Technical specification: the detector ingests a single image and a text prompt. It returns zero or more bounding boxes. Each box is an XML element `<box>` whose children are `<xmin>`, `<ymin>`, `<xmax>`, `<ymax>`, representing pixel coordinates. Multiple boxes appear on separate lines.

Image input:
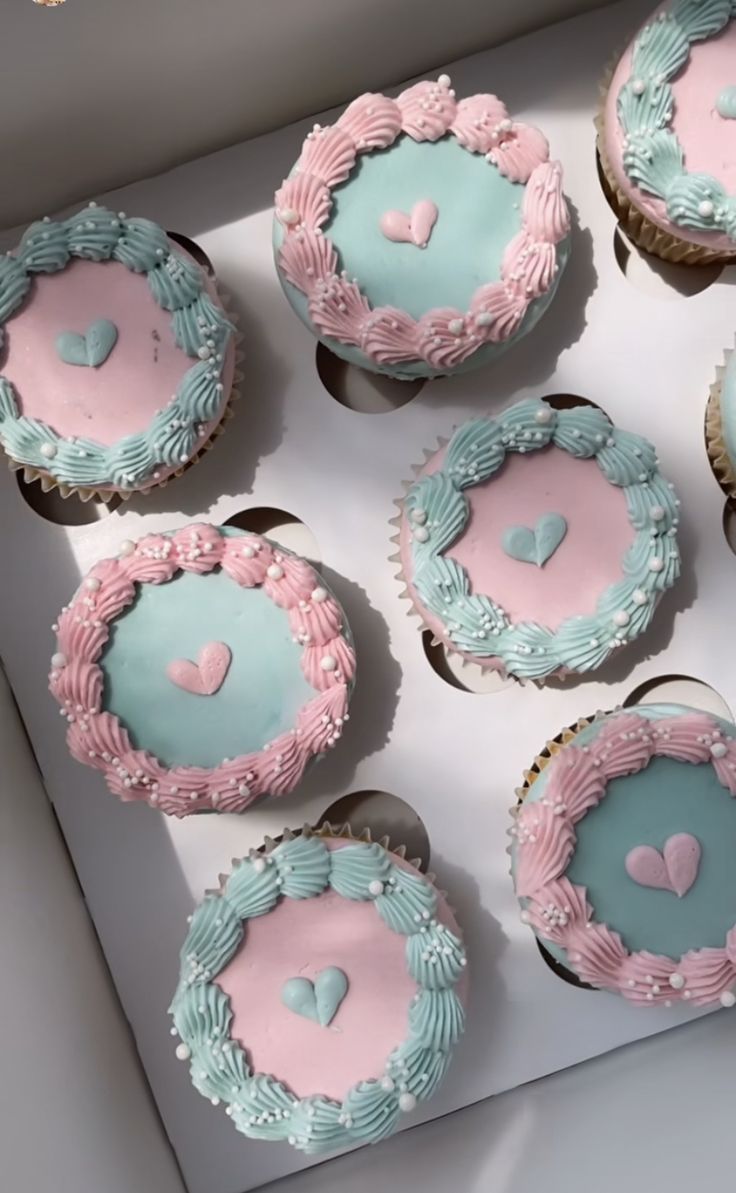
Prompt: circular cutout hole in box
<box><xmin>612</xmin><ymin>226</ymin><xmax>722</xmax><ymax>300</ymax></box>
<box><xmin>224</xmin><ymin>507</ymin><xmax>321</xmax><ymax>566</ymax></box>
<box><xmin>15</xmin><ymin>470</ymin><xmax>122</xmax><ymax>525</ymax></box>
<box><xmin>422</xmin><ymin>631</ymin><xmax>514</xmax><ymax>695</ymax></box>
<box><xmin>319</xmin><ymin>789</ymin><xmax>430</xmax><ymax>872</ymax></box>
<box><xmin>624</xmin><ymin>674</ymin><xmax>733</xmax><ymax>722</ymax></box>
<box><xmin>316</xmin><ymin>342</ymin><xmax>424</xmax><ymax>414</ymax></box>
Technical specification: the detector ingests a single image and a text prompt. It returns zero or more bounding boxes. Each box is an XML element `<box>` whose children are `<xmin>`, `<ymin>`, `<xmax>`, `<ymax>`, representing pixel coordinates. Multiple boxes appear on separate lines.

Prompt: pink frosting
<box><xmin>275</xmin><ymin>76</ymin><xmax>568</xmax><ymax>370</ymax></box>
<box><xmin>49</xmin><ymin>526</ymin><xmax>356</xmax><ymax>817</ymax></box>
<box><xmin>604</xmin><ymin>6</ymin><xmax>736</xmax><ymax>251</ymax></box>
<box><xmin>216</xmin><ymin>841</ymin><xmax>465</xmax><ymax>1101</ymax></box>
<box><xmin>515</xmin><ymin>711</ymin><xmax>736</xmax><ymax>1006</ymax></box>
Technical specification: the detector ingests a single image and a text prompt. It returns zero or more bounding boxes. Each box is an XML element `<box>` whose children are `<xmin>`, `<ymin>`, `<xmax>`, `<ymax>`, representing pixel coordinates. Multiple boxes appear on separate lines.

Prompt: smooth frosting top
<box><xmin>0</xmin><ymin>204</ymin><xmax>235</xmax><ymax>489</ymax></box>
<box><xmin>512</xmin><ymin>704</ymin><xmax>736</xmax><ymax>1008</ymax></box>
<box><xmin>170</xmin><ymin>835</ymin><xmax>467</xmax><ymax>1153</ymax></box>
<box><xmin>398</xmin><ymin>399</ymin><xmax>681</xmax><ymax>679</ymax></box>
<box><xmin>49</xmin><ymin>525</ymin><xmax>356</xmax><ymax>816</ymax></box>
<box><xmin>605</xmin><ymin>2</ymin><xmax>736</xmax><ymax>251</ymax></box>
<box><xmin>274</xmin><ymin>76</ymin><xmax>570</xmax><ymax>371</ymax></box>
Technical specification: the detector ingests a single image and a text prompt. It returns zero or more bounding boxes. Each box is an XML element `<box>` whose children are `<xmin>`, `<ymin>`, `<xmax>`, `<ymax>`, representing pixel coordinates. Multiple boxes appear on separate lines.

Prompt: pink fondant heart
<box><xmin>625</xmin><ymin>833</ymin><xmax>701</xmax><ymax>898</ymax></box>
<box><xmin>379</xmin><ymin>199</ymin><xmax>438</xmax><ymax>248</ymax></box>
<box><xmin>166</xmin><ymin>641</ymin><xmax>232</xmax><ymax>696</ymax></box>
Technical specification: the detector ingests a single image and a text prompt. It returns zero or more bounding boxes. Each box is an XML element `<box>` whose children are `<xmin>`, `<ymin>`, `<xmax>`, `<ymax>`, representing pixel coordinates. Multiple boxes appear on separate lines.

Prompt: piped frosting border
<box><xmin>512</xmin><ymin>708</ymin><xmax>736</xmax><ymax>1008</ymax></box>
<box><xmin>49</xmin><ymin>525</ymin><xmax>356</xmax><ymax>816</ymax></box>
<box><xmin>615</xmin><ymin>3</ymin><xmax>736</xmax><ymax>245</ymax></box>
<box><xmin>0</xmin><ymin>204</ymin><xmax>235</xmax><ymax>489</ymax></box>
<box><xmin>401</xmin><ymin>399</ymin><xmax>681</xmax><ymax>680</ymax></box>
<box><xmin>274</xmin><ymin>75</ymin><xmax>570</xmax><ymax>371</ymax></box>
<box><xmin>169</xmin><ymin>832</ymin><xmax>467</xmax><ymax>1153</ymax></box>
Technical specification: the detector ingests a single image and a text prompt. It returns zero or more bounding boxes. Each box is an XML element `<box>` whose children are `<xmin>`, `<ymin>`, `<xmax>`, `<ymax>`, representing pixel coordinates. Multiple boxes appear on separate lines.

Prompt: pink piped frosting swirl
<box><xmin>274</xmin><ymin>76</ymin><xmax>569</xmax><ymax>370</ymax></box>
<box><xmin>49</xmin><ymin>525</ymin><xmax>355</xmax><ymax>818</ymax></box>
<box><xmin>513</xmin><ymin>710</ymin><xmax>736</xmax><ymax>1007</ymax></box>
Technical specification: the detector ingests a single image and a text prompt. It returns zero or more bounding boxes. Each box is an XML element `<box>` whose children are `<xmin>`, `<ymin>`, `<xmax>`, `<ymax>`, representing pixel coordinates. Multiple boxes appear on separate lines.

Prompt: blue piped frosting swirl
<box><xmin>615</xmin><ymin>4</ymin><xmax>736</xmax><ymax>244</ymax></box>
<box><xmin>404</xmin><ymin>399</ymin><xmax>681</xmax><ymax>679</ymax></box>
<box><xmin>169</xmin><ymin>834</ymin><xmax>467</xmax><ymax>1153</ymax></box>
<box><xmin>0</xmin><ymin>202</ymin><xmax>234</xmax><ymax>490</ymax></box>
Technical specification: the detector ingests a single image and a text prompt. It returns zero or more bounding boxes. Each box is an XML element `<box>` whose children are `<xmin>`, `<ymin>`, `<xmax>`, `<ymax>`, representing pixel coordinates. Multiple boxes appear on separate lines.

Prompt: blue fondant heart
<box><xmin>502</xmin><ymin>512</ymin><xmax>568</xmax><ymax>568</ymax></box>
<box><xmin>281</xmin><ymin>967</ymin><xmax>348</xmax><ymax>1027</ymax></box>
<box><xmin>56</xmin><ymin>318</ymin><xmax>118</xmax><ymax>367</ymax></box>
<box><xmin>716</xmin><ymin>86</ymin><xmax>736</xmax><ymax>120</ymax></box>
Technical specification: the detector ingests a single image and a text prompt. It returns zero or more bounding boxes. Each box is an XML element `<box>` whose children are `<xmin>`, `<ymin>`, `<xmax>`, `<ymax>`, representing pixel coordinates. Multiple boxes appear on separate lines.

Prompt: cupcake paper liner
<box><xmin>595</xmin><ymin>56</ymin><xmax>736</xmax><ymax>267</ymax></box>
<box><xmin>705</xmin><ymin>349</ymin><xmax>736</xmax><ymax>501</ymax></box>
<box><xmin>8</xmin><ymin>276</ymin><xmax>244</xmax><ymax>505</ymax></box>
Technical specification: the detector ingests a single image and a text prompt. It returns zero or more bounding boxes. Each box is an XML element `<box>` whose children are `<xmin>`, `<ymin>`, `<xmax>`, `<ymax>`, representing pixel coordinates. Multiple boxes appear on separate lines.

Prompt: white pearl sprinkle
<box><xmin>51</xmin><ymin>652</ymin><xmax>67</xmax><ymax>669</ymax></box>
<box><xmin>448</xmin><ymin>318</ymin><xmax>464</xmax><ymax>336</ymax></box>
<box><xmin>711</xmin><ymin>741</ymin><xmax>728</xmax><ymax>759</ymax></box>
<box><xmin>410</xmin><ymin>508</ymin><xmax>427</xmax><ymax>525</ymax></box>
<box><xmin>632</xmin><ymin>78</ymin><xmax>645</xmax><ymax>95</ymax></box>
<box><xmin>475</xmin><ymin>311</ymin><xmax>493</xmax><ymax>327</ymax></box>
<box><xmin>437</xmin><ymin>73</ymin><xmax>451</xmax><ymax>88</ymax></box>
<box><xmin>698</xmin><ymin>200</ymin><xmax>714</xmax><ymax>219</ymax></box>
<box><xmin>197</xmin><ymin>346</ymin><xmax>212</xmax><ymax>360</ymax></box>
<box><xmin>84</xmin><ymin>576</ymin><xmax>101</xmax><ymax>592</ymax></box>
<box><xmin>40</xmin><ymin>442</ymin><xmax>57</xmax><ymax>459</ymax></box>
<box><xmin>413</xmin><ymin>525</ymin><xmax>430</xmax><ymax>543</ymax></box>
<box><xmin>398</xmin><ymin>1092</ymin><xmax>417</xmax><ymax>1112</ymax></box>
<box><xmin>649</xmin><ymin>505</ymin><xmax>665</xmax><ymax>522</ymax></box>
<box><xmin>649</xmin><ymin>558</ymin><xmax>664</xmax><ymax>572</ymax></box>
<box><xmin>311</xmin><ymin>586</ymin><xmax>327</xmax><ymax>602</ymax></box>
<box><xmin>279</xmin><ymin>208</ymin><xmax>299</xmax><ymax>225</ymax></box>
<box><xmin>320</xmin><ymin>654</ymin><xmax>337</xmax><ymax>672</ymax></box>
<box><xmin>252</xmin><ymin>857</ymin><xmax>266</xmax><ymax>874</ymax></box>
<box><xmin>238</xmin><ymin>783</ymin><xmax>251</xmax><ymax>797</ymax></box>
<box><xmin>535</xmin><ymin>407</ymin><xmax>553</xmax><ymax>425</ymax></box>
<box><xmin>668</xmin><ymin>972</ymin><xmax>685</xmax><ymax>990</ymax></box>
<box><xmin>175</xmin><ymin>1043</ymin><xmax>191</xmax><ymax>1061</ymax></box>
<box><xmin>720</xmin><ymin>990</ymin><xmax>736</xmax><ymax>1008</ymax></box>
<box><xmin>612</xmin><ymin>610</ymin><xmax>630</xmax><ymax>628</ymax></box>
<box><xmin>368</xmin><ymin>880</ymin><xmax>384</xmax><ymax>896</ymax></box>
<box><xmin>118</xmin><ymin>540</ymin><xmax>135</xmax><ymax>557</ymax></box>
<box><xmin>380</xmin><ymin>1075</ymin><xmax>395</xmax><ymax>1092</ymax></box>
<box><xmin>267</xmin><ymin>563</ymin><xmax>284</xmax><ymax>580</ymax></box>
<box><xmin>632</xmin><ymin>589</ymin><xmax>648</xmax><ymax>606</ymax></box>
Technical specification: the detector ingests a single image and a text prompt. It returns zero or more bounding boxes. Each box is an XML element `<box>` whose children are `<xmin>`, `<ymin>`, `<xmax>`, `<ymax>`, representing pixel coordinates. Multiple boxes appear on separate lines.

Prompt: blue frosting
<box><xmin>325</xmin><ymin>136</ymin><xmax>522</xmax><ymax>319</ymax></box>
<box><xmin>100</xmin><ymin>568</ymin><xmax>313</xmax><ymax>768</ymax></box>
<box><xmin>518</xmin><ymin>705</ymin><xmax>736</xmax><ymax>965</ymax></box>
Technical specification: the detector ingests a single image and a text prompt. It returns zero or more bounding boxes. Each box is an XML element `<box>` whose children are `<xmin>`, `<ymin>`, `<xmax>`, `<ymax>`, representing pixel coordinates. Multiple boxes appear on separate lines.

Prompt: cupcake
<box><xmin>706</xmin><ymin>345</ymin><xmax>736</xmax><ymax>498</ymax></box>
<box><xmin>511</xmin><ymin>703</ymin><xmax>736</xmax><ymax>1008</ymax></box>
<box><xmin>169</xmin><ymin>826</ymin><xmax>467</xmax><ymax>1152</ymax></box>
<box><xmin>598</xmin><ymin>2</ymin><xmax>736</xmax><ymax>264</ymax></box>
<box><xmin>49</xmin><ymin>524</ymin><xmax>355</xmax><ymax>815</ymax></box>
<box><xmin>394</xmin><ymin>398</ymin><xmax>680</xmax><ymax>682</ymax></box>
<box><xmin>0</xmin><ymin>203</ymin><xmax>237</xmax><ymax>499</ymax></box>
<box><xmin>274</xmin><ymin>74</ymin><xmax>570</xmax><ymax>380</ymax></box>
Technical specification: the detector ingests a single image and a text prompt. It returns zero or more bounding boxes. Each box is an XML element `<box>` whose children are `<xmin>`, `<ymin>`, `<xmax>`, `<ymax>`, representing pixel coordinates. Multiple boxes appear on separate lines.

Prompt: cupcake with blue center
<box><xmin>512</xmin><ymin>704</ymin><xmax>736</xmax><ymax>1009</ymax></box>
<box><xmin>169</xmin><ymin>826</ymin><xmax>467</xmax><ymax>1152</ymax></box>
<box><xmin>49</xmin><ymin>524</ymin><xmax>355</xmax><ymax>815</ymax></box>
<box><xmin>274</xmin><ymin>74</ymin><xmax>570</xmax><ymax>379</ymax></box>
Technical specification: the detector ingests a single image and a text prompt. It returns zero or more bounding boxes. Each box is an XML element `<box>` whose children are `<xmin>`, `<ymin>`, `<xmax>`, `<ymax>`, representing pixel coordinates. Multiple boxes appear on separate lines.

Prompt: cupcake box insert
<box><xmin>1</xmin><ymin>2</ymin><xmax>735</xmax><ymax>1191</ymax></box>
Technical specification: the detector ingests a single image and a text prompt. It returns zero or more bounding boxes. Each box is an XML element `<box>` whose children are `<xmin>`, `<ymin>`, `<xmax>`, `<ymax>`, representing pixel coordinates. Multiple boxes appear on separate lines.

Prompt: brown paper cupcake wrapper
<box><xmin>705</xmin><ymin>349</ymin><xmax>736</xmax><ymax>500</ymax></box>
<box><xmin>595</xmin><ymin>55</ymin><xmax>736</xmax><ymax>267</ymax></box>
<box><xmin>7</xmin><ymin>279</ymin><xmax>244</xmax><ymax>505</ymax></box>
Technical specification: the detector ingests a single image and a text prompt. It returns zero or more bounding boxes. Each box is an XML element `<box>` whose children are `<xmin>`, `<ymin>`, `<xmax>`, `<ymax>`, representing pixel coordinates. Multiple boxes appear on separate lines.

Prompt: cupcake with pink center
<box><xmin>0</xmin><ymin>204</ymin><xmax>237</xmax><ymax>499</ymax></box>
<box><xmin>274</xmin><ymin>75</ymin><xmax>570</xmax><ymax>380</ymax></box>
<box><xmin>49</xmin><ymin>524</ymin><xmax>355</xmax><ymax>815</ymax></box>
